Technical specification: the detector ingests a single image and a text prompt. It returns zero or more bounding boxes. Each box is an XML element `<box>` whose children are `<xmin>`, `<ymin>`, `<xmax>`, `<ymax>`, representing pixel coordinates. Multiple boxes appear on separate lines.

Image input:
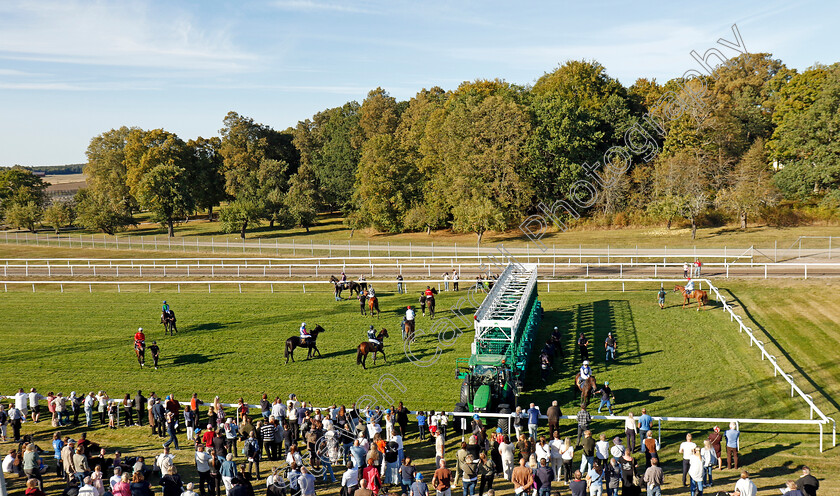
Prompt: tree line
<box><xmin>3</xmin><ymin>55</ymin><xmax>839</xmax><ymax>238</ymax></box>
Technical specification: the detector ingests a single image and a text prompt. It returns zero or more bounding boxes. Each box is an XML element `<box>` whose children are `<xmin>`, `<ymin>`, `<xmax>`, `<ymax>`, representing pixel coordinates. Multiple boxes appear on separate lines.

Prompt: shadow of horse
<box><xmin>171</xmin><ymin>352</ymin><xmax>234</xmax><ymax>366</ymax></box>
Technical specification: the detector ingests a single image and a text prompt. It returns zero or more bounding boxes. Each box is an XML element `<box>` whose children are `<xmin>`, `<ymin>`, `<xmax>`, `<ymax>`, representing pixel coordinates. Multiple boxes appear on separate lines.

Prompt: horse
<box><xmin>368</xmin><ymin>296</ymin><xmax>380</xmax><ymax>318</ymax></box>
<box><xmin>674</xmin><ymin>285</ymin><xmax>708</xmax><ymax>311</ymax></box>
<box><xmin>135</xmin><ymin>341</ymin><xmax>146</xmax><ymax>368</ymax></box>
<box><xmin>403</xmin><ymin>319</ymin><xmax>415</xmax><ymax>342</ymax></box>
<box><xmin>161</xmin><ymin>310</ymin><xmax>177</xmax><ymax>336</ymax></box>
<box><xmin>285</xmin><ymin>325</ymin><xmax>325</xmax><ymax>364</ymax></box>
<box><xmin>329</xmin><ymin>275</ymin><xmax>362</xmax><ymax>299</ymax></box>
<box><xmin>419</xmin><ymin>288</ymin><xmax>438</xmax><ymax>316</ymax></box>
<box><xmin>357</xmin><ymin>328</ymin><xmax>389</xmax><ymax>369</ymax></box>
<box><xmin>574</xmin><ymin>373</ymin><xmax>597</xmax><ymax>409</ymax></box>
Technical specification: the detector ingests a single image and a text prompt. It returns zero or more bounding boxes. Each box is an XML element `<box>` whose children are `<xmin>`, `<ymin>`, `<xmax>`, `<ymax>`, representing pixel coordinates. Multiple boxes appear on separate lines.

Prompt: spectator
<box><xmin>195</xmin><ymin>445</ymin><xmax>212</xmax><ymax>496</ymax></box>
<box><xmin>609</xmin><ymin>438</ymin><xmax>624</xmax><ymax>463</ymax></box>
<box><xmin>678</xmin><ymin>434</ymin><xmax>696</xmax><ymax>487</ymax></box>
<box><xmin>724</xmin><ymin>422</ymin><xmax>740</xmax><ymax>470</ymax></box>
<box><xmin>604</xmin><ymin>458</ymin><xmax>620</xmax><ymax>496</ymax></box>
<box><xmin>579</xmin><ymin>430</ymin><xmax>595</xmax><ymax>474</ymax></box>
<box><xmin>700</xmin><ymin>440</ymin><xmax>717</xmax><ymax>488</ymax></box>
<box><xmin>707</xmin><ymin>426</ymin><xmax>723</xmax><ymax>471</ymax></box>
<box><xmin>298</xmin><ymin>467</ymin><xmax>316</xmax><ymax>496</ymax></box>
<box><xmin>341</xmin><ymin>462</ymin><xmax>359</xmax><ymax>496</ymax></box>
<box><xmin>8</xmin><ymin>404</ymin><xmax>23</xmax><ymax>442</ymax></box>
<box><xmin>362</xmin><ymin>459</ymin><xmax>382</xmax><ymax>496</ymax></box>
<box><xmin>546</xmin><ymin>401</ymin><xmax>561</xmax><ymax>438</ymax></box>
<box><xmin>732</xmin><ymin>470</ymin><xmax>756</xmax><ymax>496</ymax></box>
<box><xmin>784</xmin><ymin>480</ymin><xmax>804</xmax><ymax>496</ymax></box>
<box><xmin>0</xmin><ymin>405</ymin><xmax>7</xmax><ymax>442</ymax></box>
<box><xmin>112</xmin><ymin>473</ymin><xmax>131</xmax><ymax>496</ymax></box>
<box><xmin>460</xmin><ymin>454</ymin><xmax>478</xmax><ymax>496</ymax></box>
<box><xmin>510</xmin><ymin>459</ymin><xmax>533</xmax><ymax>496</ymax></box>
<box><xmin>619</xmin><ymin>451</ymin><xmax>637</xmax><ymax>494</ymax></box>
<box><xmin>533</xmin><ymin>458</ymin><xmax>553</xmax><ymax>496</ymax></box>
<box><xmin>796</xmin><ymin>466</ymin><xmax>819</xmax><ymax>496</ymax></box>
<box><xmin>182</xmin><ymin>482</ymin><xmax>198</xmax><ymax>496</ymax></box>
<box><xmin>267</xmin><ymin>467</ymin><xmax>287</xmax><ymax>496</ymax></box>
<box><xmin>624</xmin><ymin>414</ymin><xmax>638</xmax><ymax>454</ymax></box>
<box><xmin>498</xmin><ymin>435</ymin><xmax>514</xmax><ymax>481</ymax></box>
<box><xmin>637</xmin><ymin>409</ymin><xmax>652</xmax><ymax>451</ymax></box>
<box><xmin>560</xmin><ymin>438</ymin><xmax>574</xmax><ymax>484</ymax></box>
<box><xmin>161</xmin><ymin>466</ymin><xmax>184</xmax><ymax>496</ymax></box>
<box><xmin>477</xmin><ymin>451</ymin><xmax>494</xmax><ymax>496</ymax></box>
<box><xmin>410</xmin><ymin>473</ymin><xmax>428</xmax><ymax>496</ymax></box>
<box><xmin>642</xmin><ymin>432</ymin><xmax>658</xmax><ymax>469</ymax></box>
<box><xmin>688</xmin><ymin>448</ymin><xmax>704</xmax><ymax>496</ymax></box>
<box><xmin>220</xmin><ymin>453</ymin><xmax>237</xmax><ymax>494</ymax></box>
<box><xmin>79</xmin><ymin>476</ymin><xmax>99</xmax><ymax>496</ymax></box>
<box><xmin>585</xmin><ymin>464</ymin><xmax>604</xmax><ymax>496</ymax></box>
<box><xmin>642</xmin><ymin>458</ymin><xmax>663</xmax><ymax>496</ymax></box>
<box><xmin>575</xmin><ymin>407</ymin><xmax>591</xmax><ymax>447</ymax></box>
<box><xmin>399</xmin><ymin>457</ymin><xmax>416</xmax><ymax>496</ymax></box>
<box><xmin>594</xmin><ymin>434</ymin><xmax>609</xmax><ymax>468</ymax></box>
<box><xmin>23</xmin><ymin>444</ymin><xmax>42</xmax><ymax>484</ymax></box>
<box><xmin>25</xmin><ymin>477</ymin><xmax>46</xmax><ymax>496</ymax></box>
<box><xmin>109</xmin><ymin>467</ymin><xmax>123</xmax><ymax>490</ymax></box>
<box><xmin>526</xmin><ymin>403</ymin><xmax>540</xmax><ymax>441</ymax></box>
<box><xmin>90</xmin><ymin>465</ymin><xmax>105</xmax><ymax>496</ymax></box>
<box><xmin>568</xmin><ymin>470</ymin><xmax>586</xmax><ymax>496</ymax></box>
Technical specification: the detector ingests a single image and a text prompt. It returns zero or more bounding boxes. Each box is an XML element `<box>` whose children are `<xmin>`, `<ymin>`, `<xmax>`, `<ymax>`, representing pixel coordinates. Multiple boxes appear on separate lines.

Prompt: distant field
<box><xmin>1</xmin><ymin>281</ymin><xmax>837</xmax><ymax>495</ymax></box>
<box><xmin>44</xmin><ymin>172</ymin><xmax>86</xmax><ymax>194</ymax></box>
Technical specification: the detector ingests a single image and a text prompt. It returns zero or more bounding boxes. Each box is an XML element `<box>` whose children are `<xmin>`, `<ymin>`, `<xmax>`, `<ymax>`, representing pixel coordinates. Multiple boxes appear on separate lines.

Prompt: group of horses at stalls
<box><xmin>283</xmin><ymin>276</ymin><xmax>440</xmax><ymax>369</ymax></box>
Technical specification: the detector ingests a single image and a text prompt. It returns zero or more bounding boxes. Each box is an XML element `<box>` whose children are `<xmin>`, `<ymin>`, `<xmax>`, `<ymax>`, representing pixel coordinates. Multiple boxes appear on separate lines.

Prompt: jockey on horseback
<box><xmin>685</xmin><ymin>277</ymin><xmax>695</xmax><ymax>294</ymax></box>
<box><xmin>299</xmin><ymin>322</ymin><xmax>310</xmax><ymax>345</ymax></box>
<box><xmin>579</xmin><ymin>360</ymin><xmax>592</xmax><ymax>381</ymax></box>
<box><xmin>134</xmin><ymin>328</ymin><xmax>146</xmax><ymax>349</ymax></box>
<box><xmin>367</xmin><ymin>325</ymin><xmax>380</xmax><ymax>347</ymax></box>
<box><xmin>340</xmin><ymin>271</ymin><xmax>347</xmax><ymax>283</ymax></box>
<box><xmin>162</xmin><ymin>301</ymin><xmax>170</xmax><ymax>314</ymax></box>
<box><xmin>368</xmin><ymin>285</ymin><xmax>376</xmax><ymax>298</ymax></box>
<box><xmin>424</xmin><ymin>286</ymin><xmax>434</xmax><ymax>298</ymax></box>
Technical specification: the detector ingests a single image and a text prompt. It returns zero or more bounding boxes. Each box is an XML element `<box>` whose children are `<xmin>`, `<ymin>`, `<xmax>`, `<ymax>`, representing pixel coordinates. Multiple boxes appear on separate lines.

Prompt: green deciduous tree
<box><xmin>186</xmin><ymin>136</ymin><xmax>226</xmax><ymax>221</ymax></box>
<box><xmin>136</xmin><ymin>164</ymin><xmax>194</xmax><ymax>237</ymax></box>
<box><xmin>3</xmin><ymin>201</ymin><xmax>42</xmax><ymax>232</ymax></box>
<box><xmin>284</xmin><ymin>166</ymin><xmax>318</xmax><ymax>232</ymax></box>
<box><xmin>43</xmin><ymin>201</ymin><xmax>75</xmax><ymax>234</ymax></box>
<box><xmin>74</xmin><ymin>188</ymin><xmax>136</xmax><ymax>234</ymax></box>
<box><xmin>716</xmin><ymin>139</ymin><xmax>779</xmax><ymax>228</ymax></box>
<box><xmin>0</xmin><ymin>166</ymin><xmax>49</xmax><ymax>213</ymax></box>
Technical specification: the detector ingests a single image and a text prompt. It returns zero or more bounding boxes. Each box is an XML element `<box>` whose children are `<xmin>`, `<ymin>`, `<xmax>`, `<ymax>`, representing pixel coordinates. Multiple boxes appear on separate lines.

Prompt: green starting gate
<box><xmin>456</xmin><ymin>263</ymin><xmax>541</xmax><ymax>412</ymax></box>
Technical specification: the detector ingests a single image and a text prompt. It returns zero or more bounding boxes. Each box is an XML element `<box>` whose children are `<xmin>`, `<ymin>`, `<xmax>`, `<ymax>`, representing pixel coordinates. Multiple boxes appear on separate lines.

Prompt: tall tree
<box><xmin>0</xmin><ymin>166</ymin><xmax>49</xmax><ymax>213</ymax></box>
<box><xmin>186</xmin><ymin>136</ymin><xmax>226</xmax><ymax>221</ymax></box>
<box><xmin>284</xmin><ymin>165</ymin><xmax>318</xmax><ymax>232</ymax></box>
<box><xmin>716</xmin><ymin>139</ymin><xmax>779</xmax><ymax>228</ymax></box>
<box><xmin>43</xmin><ymin>200</ymin><xmax>75</xmax><ymax>234</ymax></box>
<box><xmin>136</xmin><ymin>164</ymin><xmax>194</xmax><ymax>237</ymax></box>
<box><xmin>84</xmin><ymin>127</ymin><xmax>137</xmax><ymax>230</ymax></box>
<box><xmin>3</xmin><ymin>201</ymin><xmax>42</xmax><ymax>232</ymax></box>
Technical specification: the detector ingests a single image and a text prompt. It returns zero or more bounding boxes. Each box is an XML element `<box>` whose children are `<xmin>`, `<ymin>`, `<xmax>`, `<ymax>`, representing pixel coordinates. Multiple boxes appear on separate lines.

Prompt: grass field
<box><xmin>1</xmin><ymin>281</ymin><xmax>837</xmax><ymax>495</ymax></box>
<box><xmin>5</xmin><ymin>212</ymin><xmax>840</xmax><ymax>254</ymax></box>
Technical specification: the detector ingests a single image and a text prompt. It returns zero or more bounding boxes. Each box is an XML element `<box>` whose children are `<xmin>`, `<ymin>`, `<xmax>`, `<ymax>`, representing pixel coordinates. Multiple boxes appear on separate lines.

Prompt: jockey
<box><xmin>579</xmin><ymin>360</ymin><xmax>592</xmax><ymax>381</ymax></box>
<box><xmin>424</xmin><ymin>286</ymin><xmax>434</xmax><ymax>298</ymax></box>
<box><xmin>359</xmin><ymin>274</ymin><xmax>366</xmax><ymax>282</ymax></box>
<box><xmin>406</xmin><ymin>306</ymin><xmax>415</xmax><ymax>321</ymax></box>
<box><xmin>368</xmin><ymin>285</ymin><xmax>376</xmax><ymax>298</ymax></box>
<box><xmin>367</xmin><ymin>325</ymin><xmax>380</xmax><ymax>346</ymax></box>
<box><xmin>134</xmin><ymin>328</ymin><xmax>146</xmax><ymax>348</ymax></box>
<box><xmin>685</xmin><ymin>277</ymin><xmax>695</xmax><ymax>293</ymax></box>
<box><xmin>299</xmin><ymin>322</ymin><xmax>310</xmax><ymax>344</ymax></box>
<box><xmin>162</xmin><ymin>301</ymin><xmax>170</xmax><ymax>313</ymax></box>
<box><xmin>340</xmin><ymin>271</ymin><xmax>347</xmax><ymax>283</ymax></box>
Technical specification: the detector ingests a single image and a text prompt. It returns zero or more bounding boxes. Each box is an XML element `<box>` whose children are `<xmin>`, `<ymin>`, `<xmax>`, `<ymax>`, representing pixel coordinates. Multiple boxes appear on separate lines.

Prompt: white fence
<box><xmin>5</xmin><ymin>258</ymin><xmax>840</xmax><ymax>280</ymax></box>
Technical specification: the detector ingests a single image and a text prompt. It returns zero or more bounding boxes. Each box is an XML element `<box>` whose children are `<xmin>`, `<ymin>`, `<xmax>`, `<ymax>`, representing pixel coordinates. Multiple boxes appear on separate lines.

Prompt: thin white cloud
<box><xmin>272</xmin><ymin>0</ymin><xmax>375</xmax><ymax>14</ymax></box>
<box><xmin>0</xmin><ymin>0</ymin><xmax>257</xmax><ymax>73</ymax></box>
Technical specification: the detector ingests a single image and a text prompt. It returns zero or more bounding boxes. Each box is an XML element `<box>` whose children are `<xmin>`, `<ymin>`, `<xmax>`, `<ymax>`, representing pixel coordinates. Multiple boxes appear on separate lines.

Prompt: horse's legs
<box><xmin>380</xmin><ymin>348</ymin><xmax>387</xmax><ymax>362</ymax></box>
<box><xmin>314</xmin><ymin>345</ymin><xmax>321</xmax><ymax>358</ymax></box>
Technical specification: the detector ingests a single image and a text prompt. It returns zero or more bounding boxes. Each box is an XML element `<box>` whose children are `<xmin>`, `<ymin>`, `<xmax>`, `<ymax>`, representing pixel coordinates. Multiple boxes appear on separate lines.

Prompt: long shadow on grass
<box><xmin>722</xmin><ymin>288</ymin><xmax>840</xmax><ymax>416</ymax></box>
<box><xmin>185</xmin><ymin>322</ymin><xmax>236</xmax><ymax>333</ymax></box>
<box><xmin>170</xmin><ymin>352</ymin><xmax>234</xmax><ymax>366</ymax></box>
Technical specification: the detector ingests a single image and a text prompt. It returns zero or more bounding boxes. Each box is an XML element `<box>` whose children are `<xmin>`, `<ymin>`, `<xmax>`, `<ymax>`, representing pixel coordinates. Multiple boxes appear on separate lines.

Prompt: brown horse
<box><xmin>135</xmin><ymin>342</ymin><xmax>146</xmax><ymax>368</ymax></box>
<box><xmin>403</xmin><ymin>319</ymin><xmax>415</xmax><ymax>342</ymax></box>
<box><xmin>368</xmin><ymin>296</ymin><xmax>380</xmax><ymax>318</ymax></box>
<box><xmin>674</xmin><ymin>285</ymin><xmax>708</xmax><ymax>311</ymax></box>
<box><xmin>575</xmin><ymin>373</ymin><xmax>597</xmax><ymax>409</ymax></box>
<box><xmin>357</xmin><ymin>328</ymin><xmax>389</xmax><ymax>369</ymax></box>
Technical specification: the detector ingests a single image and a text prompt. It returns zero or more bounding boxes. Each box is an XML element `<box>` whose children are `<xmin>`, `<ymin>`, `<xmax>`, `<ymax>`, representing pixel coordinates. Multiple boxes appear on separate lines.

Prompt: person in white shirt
<box><xmin>733</xmin><ymin>470</ymin><xmax>757</xmax><ymax>496</ymax></box>
<box><xmin>13</xmin><ymin>389</ymin><xmax>28</xmax><ymax>419</ymax></box>
<box><xmin>109</xmin><ymin>467</ymin><xmax>123</xmax><ymax>490</ymax></box>
<box><xmin>341</xmin><ymin>461</ymin><xmax>359</xmax><ymax>491</ymax></box>
<box><xmin>624</xmin><ymin>413</ymin><xmax>638</xmax><ymax>454</ymax></box>
<box><xmin>78</xmin><ymin>476</ymin><xmax>98</xmax><ymax>496</ymax></box>
<box><xmin>535</xmin><ymin>437</ymin><xmax>551</xmax><ymax>466</ymax></box>
<box><xmin>499</xmin><ymin>436</ymin><xmax>515</xmax><ymax>481</ymax></box>
<box><xmin>28</xmin><ymin>388</ymin><xmax>46</xmax><ymax>423</ymax></box>
<box><xmin>609</xmin><ymin>437</ymin><xmax>625</xmax><ymax>462</ymax></box>
<box><xmin>678</xmin><ymin>433</ymin><xmax>697</xmax><ymax>487</ymax></box>
<box><xmin>2</xmin><ymin>451</ymin><xmax>16</xmax><ymax>473</ymax></box>
<box><xmin>84</xmin><ymin>393</ymin><xmax>96</xmax><ymax>427</ymax></box>
<box><xmin>595</xmin><ymin>434</ymin><xmax>610</xmax><ymax>465</ymax></box>
<box><xmin>688</xmin><ymin>449</ymin><xmax>704</xmax><ymax>495</ymax></box>
<box><xmin>271</xmin><ymin>401</ymin><xmax>285</xmax><ymax>421</ymax></box>
<box><xmin>157</xmin><ymin>447</ymin><xmax>175</xmax><ymax>475</ymax></box>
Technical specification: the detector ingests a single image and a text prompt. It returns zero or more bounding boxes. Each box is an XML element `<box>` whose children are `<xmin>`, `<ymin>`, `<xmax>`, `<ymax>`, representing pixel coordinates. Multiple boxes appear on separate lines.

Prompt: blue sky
<box><xmin>0</xmin><ymin>0</ymin><xmax>837</xmax><ymax>166</ymax></box>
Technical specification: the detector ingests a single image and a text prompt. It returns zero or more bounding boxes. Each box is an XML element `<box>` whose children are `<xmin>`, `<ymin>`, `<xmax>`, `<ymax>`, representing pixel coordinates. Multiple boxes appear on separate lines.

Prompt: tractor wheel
<box><xmin>496</xmin><ymin>403</ymin><xmax>511</xmax><ymax>432</ymax></box>
<box><xmin>460</xmin><ymin>378</ymin><xmax>471</xmax><ymax>405</ymax></box>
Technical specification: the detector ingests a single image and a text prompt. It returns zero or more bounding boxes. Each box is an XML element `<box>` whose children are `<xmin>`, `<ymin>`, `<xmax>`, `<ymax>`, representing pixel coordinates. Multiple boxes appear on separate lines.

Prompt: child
<box><xmin>107</xmin><ymin>401</ymin><xmax>118</xmax><ymax>429</ymax></box>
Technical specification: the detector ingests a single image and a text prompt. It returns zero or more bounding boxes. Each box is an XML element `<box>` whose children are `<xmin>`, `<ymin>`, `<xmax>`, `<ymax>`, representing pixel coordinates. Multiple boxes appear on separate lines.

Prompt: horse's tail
<box><xmin>356</xmin><ymin>346</ymin><xmax>363</xmax><ymax>365</ymax></box>
<box><xmin>284</xmin><ymin>340</ymin><xmax>290</xmax><ymax>359</ymax></box>
<box><xmin>702</xmin><ymin>292</ymin><xmax>708</xmax><ymax>304</ymax></box>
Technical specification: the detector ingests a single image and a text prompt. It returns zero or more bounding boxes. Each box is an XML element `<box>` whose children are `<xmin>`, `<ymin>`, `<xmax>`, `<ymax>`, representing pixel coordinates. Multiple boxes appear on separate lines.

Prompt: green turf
<box><xmin>0</xmin><ymin>285</ymin><xmax>808</xmax><ymax>418</ymax></box>
<box><xmin>2</xmin><ymin>281</ymin><xmax>838</xmax><ymax>496</ymax></box>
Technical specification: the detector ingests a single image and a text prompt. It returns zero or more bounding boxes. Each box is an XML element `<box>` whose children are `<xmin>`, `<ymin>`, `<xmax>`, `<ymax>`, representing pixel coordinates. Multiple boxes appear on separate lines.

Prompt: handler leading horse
<box><xmin>574</xmin><ymin>373</ymin><xmax>597</xmax><ymax>409</ymax></box>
